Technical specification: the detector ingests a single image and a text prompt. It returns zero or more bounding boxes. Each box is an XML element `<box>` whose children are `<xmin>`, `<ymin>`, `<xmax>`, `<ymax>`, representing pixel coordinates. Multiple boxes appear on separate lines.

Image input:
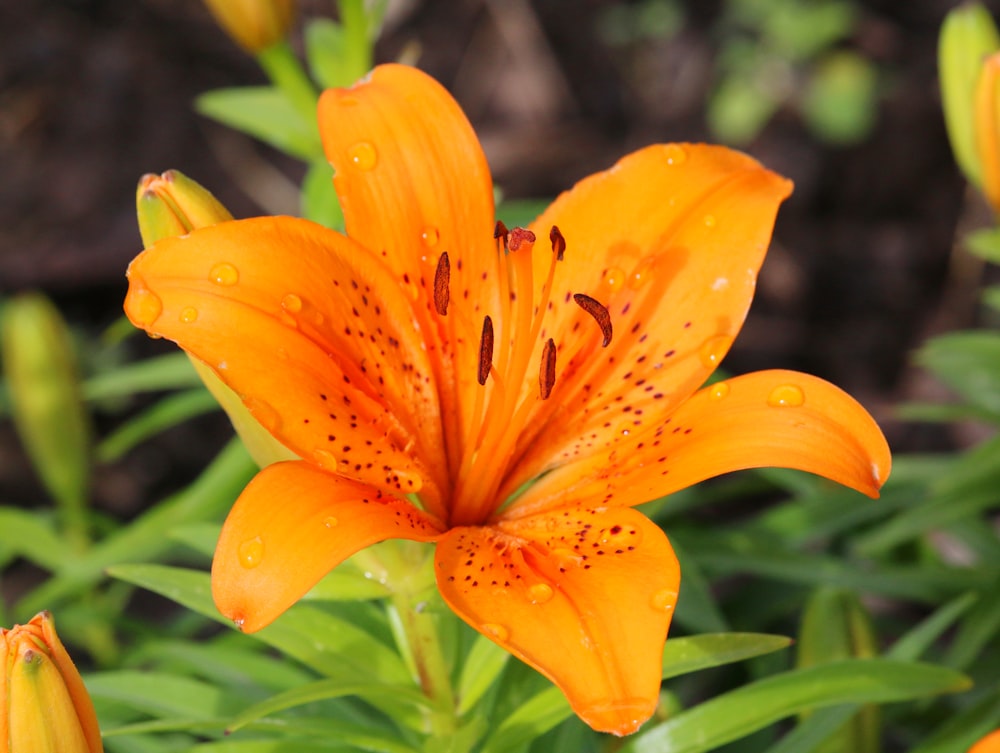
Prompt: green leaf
<box><xmin>944</xmin><ymin>576</ymin><xmax>1000</xmax><ymax>671</ymax></box>
<box><xmin>224</xmin><ymin>679</ymin><xmax>430</xmax><ymax>735</ymax></box>
<box><xmin>87</xmin><ymin>670</ymin><xmax>242</xmax><ymax>720</ymax></box>
<box><xmin>106</xmin><ymin>564</ymin><xmax>424</xmax><ymax>728</ymax></box>
<box><xmin>196</xmin><ymin>87</ymin><xmax>322</xmax><ymax>161</ymax></box>
<box><xmin>909</xmin><ymin>684</ymin><xmax>1000</xmax><ymax>753</ymax></box>
<box><xmin>887</xmin><ymin>592</ymin><xmax>978</xmax><ymax>662</ymax></box>
<box><xmin>457</xmin><ymin>635</ymin><xmax>510</xmax><ymax>715</ymax></box>
<box><xmin>914</xmin><ymin>331</ymin><xmax>1000</xmax><ymax>419</ymax></box>
<box><xmin>622</xmin><ymin>660</ymin><xmax>971</xmax><ymax>753</ymax></box>
<box><xmin>481</xmin><ymin>633</ymin><xmax>790</xmax><ymax>753</ymax></box>
<box><xmin>672</xmin><ymin>540</ymin><xmax>730</xmax><ymax>633</ymax></box>
<box><xmin>766</xmin><ymin>705</ymin><xmax>859</xmax><ymax>753</ymax></box>
<box><xmin>97</xmin><ymin>388</ymin><xmax>218</xmax><ymax>462</ymax></box>
<box><xmin>82</xmin><ymin>353</ymin><xmax>201</xmax><ymax>402</ymax></box>
<box><xmin>17</xmin><ymin>440</ymin><xmax>255</xmax><ymax>615</ymax></box>
<box><xmin>0</xmin><ymin>508</ymin><xmax>70</xmax><ymax>571</ymax></box>
<box><xmin>966</xmin><ymin>227</ymin><xmax>1000</xmax><ymax>263</ymax></box>
<box><xmin>802</xmin><ymin>51</ymin><xmax>877</xmax><ymax>145</ymax></box>
<box><xmin>305</xmin><ymin>18</ymin><xmax>350</xmax><ymax>89</ymax></box>
<box><xmin>301</xmin><ymin>159</ymin><xmax>344</xmax><ymax>230</ymax></box>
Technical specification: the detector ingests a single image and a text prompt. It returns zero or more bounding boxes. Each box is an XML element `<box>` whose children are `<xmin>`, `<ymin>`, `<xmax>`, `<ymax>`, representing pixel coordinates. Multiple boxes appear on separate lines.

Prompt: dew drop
<box><xmin>602</xmin><ymin>266</ymin><xmax>626</xmax><ymax>294</ymax></box>
<box><xmin>650</xmin><ymin>588</ymin><xmax>677</xmax><ymax>611</ymax></box>
<box><xmin>421</xmin><ymin>226</ymin><xmax>440</xmax><ymax>247</ymax></box>
<box><xmin>664</xmin><ymin>144</ymin><xmax>688</xmax><ymax>165</ymax></box>
<box><xmin>703</xmin><ymin>214</ymin><xmax>717</xmax><ymax>228</ymax></box>
<box><xmin>528</xmin><ymin>583</ymin><xmax>554</xmax><ymax>604</ymax></box>
<box><xmin>179</xmin><ymin>306</ymin><xmax>198</xmax><ymax>323</ymax></box>
<box><xmin>481</xmin><ymin>623</ymin><xmax>510</xmax><ymax>641</ymax></box>
<box><xmin>348</xmin><ymin>141</ymin><xmax>378</xmax><ymax>170</ymax></box>
<box><xmin>698</xmin><ymin>334</ymin><xmax>733</xmax><ymax>368</ymax></box>
<box><xmin>131</xmin><ymin>288</ymin><xmax>163</xmax><ymax>326</ymax></box>
<box><xmin>314</xmin><ymin>449</ymin><xmax>339</xmax><ymax>470</ymax></box>
<box><xmin>339</xmin><ymin>95</ymin><xmax>359</xmax><ymax>107</ymax></box>
<box><xmin>210</xmin><ymin>262</ymin><xmax>239</xmax><ymax>286</ymax></box>
<box><xmin>323</xmin><ymin>516</ymin><xmax>339</xmax><ymax>528</ymax></box>
<box><xmin>628</xmin><ymin>257</ymin><xmax>655</xmax><ymax>290</ymax></box>
<box><xmin>767</xmin><ymin>384</ymin><xmax>805</xmax><ymax>407</ymax></box>
<box><xmin>709</xmin><ymin>382</ymin><xmax>730</xmax><ymax>400</ymax></box>
<box><xmin>238</xmin><ymin>536</ymin><xmax>264</xmax><ymax>569</ymax></box>
<box><xmin>245</xmin><ymin>397</ymin><xmax>281</xmax><ymax>434</ymax></box>
<box><xmin>281</xmin><ymin>293</ymin><xmax>303</xmax><ymax>313</ymax></box>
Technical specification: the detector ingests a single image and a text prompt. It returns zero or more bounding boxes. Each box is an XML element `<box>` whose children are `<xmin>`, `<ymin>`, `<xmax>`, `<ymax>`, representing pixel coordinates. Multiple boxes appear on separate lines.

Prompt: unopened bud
<box><xmin>202</xmin><ymin>0</ymin><xmax>296</xmax><ymax>54</ymax></box>
<box><xmin>939</xmin><ymin>3</ymin><xmax>1000</xmax><ymax>187</ymax></box>
<box><xmin>1</xmin><ymin>612</ymin><xmax>103</xmax><ymax>753</ymax></box>
<box><xmin>134</xmin><ymin>171</ymin><xmax>296</xmax><ymax>468</ymax></box>
<box><xmin>136</xmin><ymin>170</ymin><xmax>233</xmax><ymax>249</ymax></box>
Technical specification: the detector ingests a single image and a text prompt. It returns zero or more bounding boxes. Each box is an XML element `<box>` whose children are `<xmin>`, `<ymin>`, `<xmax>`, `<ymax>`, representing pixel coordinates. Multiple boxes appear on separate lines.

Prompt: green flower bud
<box><xmin>939</xmin><ymin>3</ymin><xmax>1000</xmax><ymax>186</ymax></box>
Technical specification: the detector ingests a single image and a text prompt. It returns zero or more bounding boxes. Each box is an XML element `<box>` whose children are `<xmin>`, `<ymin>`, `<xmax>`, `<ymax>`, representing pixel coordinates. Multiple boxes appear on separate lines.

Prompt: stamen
<box><xmin>433</xmin><ymin>252</ymin><xmax>450</xmax><ymax>316</ymax></box>
<box><xmin>573</xmin><ymin>293</ymin><xmax>613</xmax><ymax>347</ymax></box>
<box><xmin>549</xmin><ymin>225</ymin><xmax>566</xmax><ymax>261</ymax></box>
<box><xmin>494</xmin><ymin>220</ymin><xmax>509</xmax><ymax>251</ymax></box>
<box><xmin>539</xmin><ymin>338</ymin><xmax>557</xmax><ymax>399</ymax></box>
<box><xmin>508</xmin><ymin>227</ymin><xmax>536</xmax><ymax>251</ymax></box>
<box><xmin>478</xmin><ymin>315</ymin><xmax>494</xmax><ymax>385</ymax></box>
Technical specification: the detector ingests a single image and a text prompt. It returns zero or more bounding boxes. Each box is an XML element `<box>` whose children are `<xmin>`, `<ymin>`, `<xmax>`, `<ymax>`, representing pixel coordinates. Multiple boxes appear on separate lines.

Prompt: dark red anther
<box><xmin>539</xmin><ymin>338</ymin><xmax>557</xmax><ymax>399</ymax></box>
<box><xmin>549</xmin><ymin>225</ymin><xmax>566</xmax><ymax>261</ymax></box>
<box><xmin>433</xmin><ymin>252</ymin><xmax>451</xmax><ymax>316</ymax></box>
<box><xmin>573</xmin><ymin>293</ymin><xmax>613</xmax><ymax>347</ymax></box>
<box><xmin>508</xmin><ymin>227</ymin><xmax>536</xmax><ymax>252</ymax></box>
<box><xmin>478</xmin><ymin>316</ymin><xmax>494</xmax><ymax>385</ymax></box>
<box><xmin>494</xmin><ymin>220</ymin><xmax>510</xmax><ymax>251</ymax></box>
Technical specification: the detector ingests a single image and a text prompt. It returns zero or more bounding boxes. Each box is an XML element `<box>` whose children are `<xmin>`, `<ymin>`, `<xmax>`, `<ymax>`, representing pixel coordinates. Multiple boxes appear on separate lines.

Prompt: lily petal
<box><xmin>507</xmin><ymin>370</ymin><xmax>890</xmax><ymax>519</ymax></box>
<box><xmin>124</xmin><ymin>216</ymin><xmax>449</xmax><ymax>509</ymax></box>
<box><xmin>436</xmin><ymin>507</ymin><xmax>679</xmax><ymax>736</ymax></box>
<box><xmin>213</xmin><ymin>461</ymin><xmax>444</xmax><ymax>632</ymax></box>
<box><xmin>319</xmin><ymin>64</ymin><xmax>501</xmax><ymax>471</ymax></box>
<box><xmin>505</xmin><ymin>145</ymin><xmax>792</xmax><ymax>495</ymax></box>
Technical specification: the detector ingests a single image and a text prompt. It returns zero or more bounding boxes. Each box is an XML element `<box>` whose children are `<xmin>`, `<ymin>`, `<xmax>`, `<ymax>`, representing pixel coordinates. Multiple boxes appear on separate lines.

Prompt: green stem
<box><xmin>256</xmin><ymin>41</ymin><xmax>320</xmax><ymax>126</ymax></box>
<box><xmin>379</xmin><ymin>542</ymin><xmax>459</xmax><ymax>742</ymax></box>
<box><xmin>338</xmin><ymin>0</ymin><xmax>372</xmax><ymax>81</ymax></box>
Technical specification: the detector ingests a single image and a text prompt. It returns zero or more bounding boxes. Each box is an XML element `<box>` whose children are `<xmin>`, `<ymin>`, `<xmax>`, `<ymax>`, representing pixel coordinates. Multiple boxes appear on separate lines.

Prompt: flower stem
<box><xmin>256</xmin><ymin>41</ymin><xmax>319</xmax><ymax>128</ymax></box>
<box><xmin>377</xmin><ymin>542</ymin><xmax>459</xmax><ymax>741</ymax></box>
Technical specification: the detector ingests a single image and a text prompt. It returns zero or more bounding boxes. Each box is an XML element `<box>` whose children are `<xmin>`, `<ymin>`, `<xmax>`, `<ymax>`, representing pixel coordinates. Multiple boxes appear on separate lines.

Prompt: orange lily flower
<box><xmin>123</xmin><ymin>64</ymin><xmax>890</xmax><ymax>735</ymax></box>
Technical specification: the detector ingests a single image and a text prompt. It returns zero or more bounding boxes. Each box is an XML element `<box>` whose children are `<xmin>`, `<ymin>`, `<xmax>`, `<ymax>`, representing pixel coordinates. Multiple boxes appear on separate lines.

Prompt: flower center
<box><xmin>437</xmin><ymin>222</ymin><xmax>613</xmax><ymax>526</ymax></box>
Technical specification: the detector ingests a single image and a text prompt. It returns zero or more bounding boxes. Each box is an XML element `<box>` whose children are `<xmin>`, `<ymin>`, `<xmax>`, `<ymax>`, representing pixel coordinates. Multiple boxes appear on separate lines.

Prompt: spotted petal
<box><xmin>436</xmin><ymin>506</ymin><xmax>679</xmax><ymax>736</ymax></box>
<box><xmin>502</xmin><ymin>144</ymin><xmax>793</xmax><ymax>496</ymax></box>
<box><xmin>213</xmin><ymin>461</ymin><xmax>444</xmax><ymax>633</ymax></box>
<box><xmin>124</xmin><ymin>216</ymin><xmax>449</xmax><ymax>511</ymax></box>
<box><xmin>320</xmin><ymin>64</ymin><xmax>501</xmax><ymax>472</ymax></box>
<box><xmin>506</xmin><ymin>370</ymin><xmax>890</xmax><ymax>519</ymax></box>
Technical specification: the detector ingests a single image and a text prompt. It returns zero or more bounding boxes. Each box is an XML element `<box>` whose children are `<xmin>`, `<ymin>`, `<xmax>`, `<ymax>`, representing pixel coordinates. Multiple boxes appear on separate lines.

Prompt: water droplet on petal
<box><xmin>238</xmin><ymin>536</ymin><xmax>264</xmax><ymax>569</ymax></box>
<box><xmin>421</xmin><ymin>226</ymin><xmax>440</xmax><ymax>247</ymax></box>
<box><xmin>602</xmin><ymin>266</ymin><xmax>626</xmax><ymax>294</ymax></box>
<box><xmin>699</xmin><ymin>334</ymin><xmax>733</xmax><ymax>368</ymax></box>
<box><xmin>245</xmin><ymin>397</ymin><xmax>281</xmax><ymax>434</ymax></box>
<box><xmin>703</xmin><ymin>214</ymin><xmax>716</xmax><ymax>228</ymax></box>
<box><xmin>481</xmin><ymin>623</ymin><xmax>510</xmax><ymax>641</ymax></box>
<box><xmin>339</xmin><ymin>96</ymin><xmax>359</xmax><ymax>107</ymax></box>
<box><xmin>314</xmin><ymin>449</ymin><xmax>339</xmax><ymax>470</ymax></box>
<box><xmin>131</xmin><ymin>288</ymin><xmax>163</xmax><ymax>326</ymax></box>
<box><xmin>179</xmin><ymin>306</ymin><xmax>198</xmax><ymax>323</ymax></box>
<box><xmin>210</xmin><ymin>262</ymin><xmax>239</xmax><ymax>286</ymax></box>
<box><xmin>281</xmin><ymin>293</ymin><xmax>303</xmax><ymax>313</ymax></box>
<box><xmin>628</xmin><ymin>257</ymin><xmax>655</xmax><ymax>290</ymax></box>
<box><xmin>871</xmin><ymin>462</ymin><xmax>882</xmax><ymax>484</ymax></box>
<box><xmin>348</xmin><ymin>141</ymin><xmax>378</xmax><ymax>170</ymax></box>
<box><xmin>664</xmin><ymin>144</ymin><xmax>687</xmax><ymax>165</ymax></box>
<box><xmin>323</xmin><ymin>516</ymin><xmax>339</xmax><ymax>528</ymax></box>
<box><xmin>528</xmin><ymin>583</ymin><xmax>554</xmax><ymax>604</ymax></box>
<box><xmin>650</xmin><ymin>588</ymin><xmax>677</xmax><ymax>611</ymax></box>
<box><xmin>767</xmin><ymin>384</ymin><xmax>805</xmax><ymax>407</ymax></box>
<box><xmin>709</xmin><ymin>382</ymin><xmax>730</xmax><ymax>400</ymax></box>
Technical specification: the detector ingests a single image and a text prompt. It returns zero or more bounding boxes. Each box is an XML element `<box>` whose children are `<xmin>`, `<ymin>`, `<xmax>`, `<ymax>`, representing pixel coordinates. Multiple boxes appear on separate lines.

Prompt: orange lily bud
<box><xmin>134</xmin><ymin>171</ymin><xmax>297</xmax><ymax>468</ymax></box>
<box><xmin>0</xmin><ymin>612</ymin><xmax>103</xmax><ymax>753</ymax></box>
<box><xmin>201</xmin><ymin>0</ymin><xmax>296</xmax><ymax>54</ymax></box>
<box><xmin>136</xmin><ymin>170</ymin><xmax>233</xmax><ymax>249</ymax></box>
<box><xmin>976</xmin><ymin>52</ymin><xmax>1000</xmax><ymax>214</ymax></box>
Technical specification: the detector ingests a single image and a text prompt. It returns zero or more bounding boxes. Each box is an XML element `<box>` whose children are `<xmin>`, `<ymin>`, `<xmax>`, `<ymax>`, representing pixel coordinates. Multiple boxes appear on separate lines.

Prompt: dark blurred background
<box><xmin>1</xmin><ymin>0</ymin><xmax>997</xmax><ymax>510</ymax></box>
